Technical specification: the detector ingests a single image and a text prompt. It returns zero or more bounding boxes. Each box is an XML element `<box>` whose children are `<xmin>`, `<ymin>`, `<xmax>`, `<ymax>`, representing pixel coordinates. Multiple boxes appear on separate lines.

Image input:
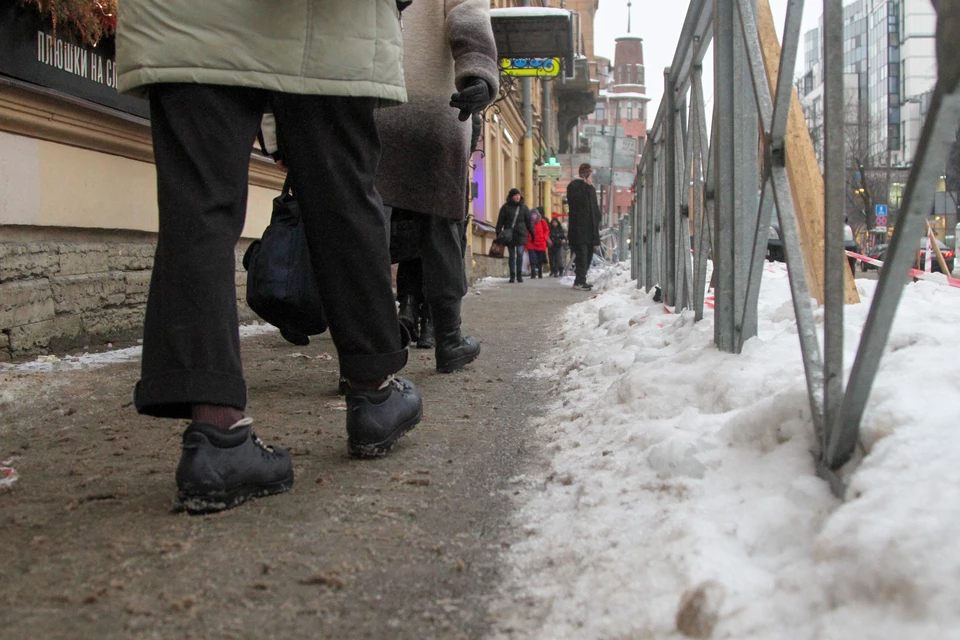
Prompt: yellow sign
<box><xmin>500</xmin><ymin>57</ymin><xmax>561</xmax><ymax>77</ymax></box>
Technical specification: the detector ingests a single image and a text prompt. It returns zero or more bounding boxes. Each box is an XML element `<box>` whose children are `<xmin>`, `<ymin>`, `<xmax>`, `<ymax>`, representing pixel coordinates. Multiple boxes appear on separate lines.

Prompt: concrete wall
<box><xmin>0</xmin><ymin>229</ymin><xmax>256</xmax><ymax>361</ymax></box>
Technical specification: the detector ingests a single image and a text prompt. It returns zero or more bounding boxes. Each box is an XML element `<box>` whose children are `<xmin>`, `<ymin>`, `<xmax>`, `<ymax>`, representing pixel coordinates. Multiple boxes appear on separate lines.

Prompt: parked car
<box><xmin>873</xmin><ymin>237</ymin><xmax>955</xmax><ymax>273</ymax></box>
<box><xmin>860</xmin><ymin>243</ymin><xmax>887</xmax><ymax>271</ymax></box>
<box><xmin>767</xmin><ymin>221</ymin><xmax>858</xmax><ymax>273</ymax></box>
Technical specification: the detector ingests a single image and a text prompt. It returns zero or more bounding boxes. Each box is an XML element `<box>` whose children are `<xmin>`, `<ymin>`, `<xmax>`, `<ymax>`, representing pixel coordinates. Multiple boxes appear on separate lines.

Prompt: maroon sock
<box><xmin>191</xmin><ymin>404</ymin><xmax>244</xmax><ymax>430</ymax></box>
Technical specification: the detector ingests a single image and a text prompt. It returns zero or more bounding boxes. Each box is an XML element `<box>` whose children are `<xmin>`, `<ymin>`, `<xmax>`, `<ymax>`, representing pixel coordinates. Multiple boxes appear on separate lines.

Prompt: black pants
<box><xmin>393</xmin><ymin>208</ymin><xmax>467</xmax><ymax>308</ymax></box>
<box><xmin>572</xmin><ymin>243</ymin><xmax>592</xmax><ymax>285</ymax></box>
<box><xmin>136</xmin><ymin>84</ymin><xmax>405</xmax><ymax>418</ymax></box>
<box><xmin>507</xmin><ymin>244</ymin><xmax>524</xmax><ymax>278</ymax></box>
<box><xmin>549</xmin><ymin>245</ymin><xmax>565</xmax><ymax>274</ymax></box>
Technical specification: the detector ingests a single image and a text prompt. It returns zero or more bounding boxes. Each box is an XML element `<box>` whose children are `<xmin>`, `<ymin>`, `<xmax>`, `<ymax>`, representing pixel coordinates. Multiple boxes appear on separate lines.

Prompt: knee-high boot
<box><xmin>432</xmin><ymin>300</ymin><xmax>480</xmax><ymax>373</ymax></box>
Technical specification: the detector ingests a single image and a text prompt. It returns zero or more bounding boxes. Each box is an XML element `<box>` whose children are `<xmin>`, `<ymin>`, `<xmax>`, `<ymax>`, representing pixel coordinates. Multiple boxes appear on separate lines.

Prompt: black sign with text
<box><xmin>0</xmin><ymin>1</ymin><xmax>148</xmax><ymax>118</ymax></box>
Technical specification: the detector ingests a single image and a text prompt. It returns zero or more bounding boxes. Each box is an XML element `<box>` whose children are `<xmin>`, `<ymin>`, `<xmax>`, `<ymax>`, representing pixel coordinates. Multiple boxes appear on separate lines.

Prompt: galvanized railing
<box><xmin>629</xmin><ymin>0</ymin><xmax>960</xmax><ymax>493</ymax></box>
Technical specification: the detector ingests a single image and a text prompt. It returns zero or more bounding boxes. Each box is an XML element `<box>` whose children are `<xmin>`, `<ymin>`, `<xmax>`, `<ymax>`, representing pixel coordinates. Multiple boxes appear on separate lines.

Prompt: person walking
<box><xmin>116</xmin><ymin>0</ymin><xmax>423</xmax><ymax>514</ymax></box>
<box><xmin>525</xmin><ymin>209</ymin><xmax>549</xmax><ymax>278</ymax></box>
<box><xmin>566</xmin><ymin>163</ymin><xmax>602</xmax><ymax>290</ymax></box>
<box><xmin>496</xmin><ymin>189</ymin><xmax>535</xmax><ymax>283</ymax></box>
<box><xmin>548</xmin><ymin>216</ymin><xmax>567</xmax><ymax>276</ymax></box>
<box><xmin>376</xmin><ymin>0</ymin><xmax>497</xmax><ymax>373</ymax></box>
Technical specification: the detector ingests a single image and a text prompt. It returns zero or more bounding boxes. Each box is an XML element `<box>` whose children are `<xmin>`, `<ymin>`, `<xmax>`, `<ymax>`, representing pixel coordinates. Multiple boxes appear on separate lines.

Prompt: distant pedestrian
<box><xmin>525</xmin><ymin>208</ymin><xmax>549</xmax><ymax>278</ymax></box>
<box><xmin>495</xmin><ymin>188</ymin><xmax>535</xmax><ymax>283</ymax></box>
<box><xmin>548</xmin><ymin>216</ymin><xmax>567</xmax><ymax>276</ymax></box>
<box><xmin>566</xmin><ymin>163</ymin><xmax>602</xmax><ymax>291</ymax></box>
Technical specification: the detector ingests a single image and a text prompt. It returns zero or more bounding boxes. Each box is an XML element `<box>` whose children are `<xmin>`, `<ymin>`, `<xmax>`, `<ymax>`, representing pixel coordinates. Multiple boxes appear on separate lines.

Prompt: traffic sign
<box><xmin>537</xmin><ymin>164</ymin><xmax>561</xmax><ymax>180</ymax></box>
<box><xmin>875</xmin><ymin>204</ymin><xmax>888</xmax><ymax>227</ymax></box>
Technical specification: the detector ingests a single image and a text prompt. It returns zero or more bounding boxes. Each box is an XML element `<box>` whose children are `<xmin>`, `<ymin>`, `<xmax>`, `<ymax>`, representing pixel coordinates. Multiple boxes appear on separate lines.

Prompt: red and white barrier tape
<box><xmin>846</xmin><ymin>250</ymin><xmax>960</xmax><ymax>289</ymax></box>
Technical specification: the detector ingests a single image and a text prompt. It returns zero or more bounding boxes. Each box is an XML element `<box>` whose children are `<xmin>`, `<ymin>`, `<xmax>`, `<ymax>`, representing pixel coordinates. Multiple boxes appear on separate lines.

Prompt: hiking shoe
<box><xmin>175</xmin><ymin>418</ymin><xmax>293</xmax><ymax>515</ymax></box>
<box><xmin>346</xmin><ymin>376</ymin><xmax>422</xmax><ymax>458</ymax></box>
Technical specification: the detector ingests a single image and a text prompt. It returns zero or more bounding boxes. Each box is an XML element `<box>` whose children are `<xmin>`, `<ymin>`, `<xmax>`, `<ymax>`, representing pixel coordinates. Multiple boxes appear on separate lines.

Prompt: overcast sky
<box><xmin>593</xmin><ymin>0</ymin><xmax>823</xmax><ymax>123</ymax></box>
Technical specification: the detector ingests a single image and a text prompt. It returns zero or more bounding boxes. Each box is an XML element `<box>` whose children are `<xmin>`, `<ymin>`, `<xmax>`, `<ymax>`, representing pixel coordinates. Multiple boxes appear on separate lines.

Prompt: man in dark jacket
<box><xmin>566</xmin><ymin>163</ymin><xmax>602</xmax><ymax>290</ymax></box>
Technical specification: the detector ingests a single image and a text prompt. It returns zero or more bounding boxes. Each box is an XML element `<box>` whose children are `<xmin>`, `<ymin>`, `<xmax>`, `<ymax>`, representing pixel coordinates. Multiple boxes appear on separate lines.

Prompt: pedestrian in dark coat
<box><xmin>548</xmin><ymin>216</ymin><xmax>567</xmax><ymax>276</ymax></box>
<box><xmin>495</xmin><ymin>188</ymin><xmax>535</xmax><ymax>283</ymax></box>
<box><xmin>566</xmin><ymin>163</ymin><xmax>602</xmax><ymax>290</ymax></box>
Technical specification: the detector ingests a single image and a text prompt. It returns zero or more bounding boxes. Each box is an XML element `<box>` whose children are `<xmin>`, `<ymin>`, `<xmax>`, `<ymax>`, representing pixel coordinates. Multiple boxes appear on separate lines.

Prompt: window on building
<box><xmin>596</xmin><ymin>103</ymin><xmax>605</xmax><ymax>122</ymax></box>
<box><xmin>638</xmin><ymin>103</ymin><xmax>644</xmax><ymax>121</ymax></box>
<box><xmin>637</xmin><ymin>65</ymin><xmax>644</xmax><ymax>85</ymax></box>
<box><xmin>627</xmin><ymin>103</ymin><xmax>633</xmax><ymax>121</ymax></box>
<box><xmin>890</xmin><ymin>182</ymin><xmax>905</xmax><ymax>208</ymax></box>
<box><xmin>888</xmin><ymin>124</ymin><xmax>900</xmax><ymax>150</ymax></box>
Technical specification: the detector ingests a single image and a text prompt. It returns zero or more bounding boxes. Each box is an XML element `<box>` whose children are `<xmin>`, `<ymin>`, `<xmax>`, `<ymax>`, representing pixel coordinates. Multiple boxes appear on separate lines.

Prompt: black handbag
<box><xmin>242</xmin><ymin>173</ymin><xmax>328</xmax><ymax>344</ymax></box>
<box><xmin>496</xmin><ymin>205</ymin><xmax>521</xmax><ymax>245</ymax></box>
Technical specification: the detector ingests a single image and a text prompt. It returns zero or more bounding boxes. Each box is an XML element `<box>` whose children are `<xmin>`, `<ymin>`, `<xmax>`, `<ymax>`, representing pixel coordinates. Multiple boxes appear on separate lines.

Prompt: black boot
<box><xmin>433</xmin><ymin>301</ymin><xmax>481</xmax><ymax>373</ymax></box>
<box><xmin>397</xmin><ymin>295</ymin><xmax>420</xmax><ymax>343</ymax></box>
<box><xmin>416</xmin><ymin>304</ymin><xmax>435</xmax><ymax>349</ymax></box>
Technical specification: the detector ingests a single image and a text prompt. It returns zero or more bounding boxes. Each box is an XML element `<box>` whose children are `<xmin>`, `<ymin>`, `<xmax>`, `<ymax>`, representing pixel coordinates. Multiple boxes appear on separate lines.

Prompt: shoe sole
<box><xmin>347</xmin><ymin>406</ymin><xmax>423</xmax><ymax>459</ymax></box>
<box><xmin>175</xmin><ymin>477</ymin><xmax>294</xmax><ymax>515</ymax></box>
<box><xmin>436</xmin><ymin>343</ymin><xmax>481</xmax><ymax>374</ymax></box>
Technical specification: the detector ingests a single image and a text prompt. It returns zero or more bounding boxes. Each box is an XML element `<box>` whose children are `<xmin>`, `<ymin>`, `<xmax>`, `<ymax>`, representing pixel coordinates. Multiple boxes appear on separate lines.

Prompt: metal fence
<box><xmin>629</xmin><ymin>0</ymin><xmax>960</xmax><ymax>493</ymax></box>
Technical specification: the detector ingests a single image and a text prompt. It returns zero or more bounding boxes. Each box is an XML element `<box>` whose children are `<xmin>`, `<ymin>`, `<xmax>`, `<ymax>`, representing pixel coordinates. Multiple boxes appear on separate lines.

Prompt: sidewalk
<box><xmin>0</xmin><ymin>274</ymin><xmax>587</xmax><ymax>639</ymax></box>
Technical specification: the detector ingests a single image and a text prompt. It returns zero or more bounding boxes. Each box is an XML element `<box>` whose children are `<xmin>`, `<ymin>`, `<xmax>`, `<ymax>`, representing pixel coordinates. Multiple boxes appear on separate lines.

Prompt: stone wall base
<box><xmin>469</xmin><ymin>253</ymin><xmax>510</xmax><ymax>281</ymax></box>
<box><xmin>0</xmin><ymin>226</ymin><xmax>256</xmax><ymax>361</ymax></box>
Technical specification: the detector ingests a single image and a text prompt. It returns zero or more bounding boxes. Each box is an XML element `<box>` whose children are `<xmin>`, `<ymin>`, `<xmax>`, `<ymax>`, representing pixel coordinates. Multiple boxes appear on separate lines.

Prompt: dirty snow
<box><xmin>491</xmin><ymin>261</ymin><xmax>960</xmax><ymax>639</ymax></box>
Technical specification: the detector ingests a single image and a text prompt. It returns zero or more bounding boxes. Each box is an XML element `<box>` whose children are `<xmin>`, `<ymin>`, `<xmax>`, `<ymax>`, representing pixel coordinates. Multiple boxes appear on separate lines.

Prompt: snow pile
<box><xmin>3</xmin><ymin>323</ymin><xmax>277</xmax><ymax>374</ymax></box>
<box><xmin>491</xmin><ymin>262</ymin><xmax>960</xmax><ymax>639</ymax></box>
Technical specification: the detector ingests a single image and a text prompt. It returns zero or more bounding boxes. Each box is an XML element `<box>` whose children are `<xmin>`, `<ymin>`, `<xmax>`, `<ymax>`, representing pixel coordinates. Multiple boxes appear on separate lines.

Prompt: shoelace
<box><xmin>377</xmin><ymin>375</ymin><xmax>405</xmax><ymax>392</ymax></box>
<box><xmin>229</xmin><ymin>417</ymin><xmax>276</xmax><ymax>454</ymax></box>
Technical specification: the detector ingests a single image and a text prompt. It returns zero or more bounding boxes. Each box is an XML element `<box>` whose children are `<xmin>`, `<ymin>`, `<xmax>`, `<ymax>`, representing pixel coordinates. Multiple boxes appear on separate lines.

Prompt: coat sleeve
<box><xmin>445</xmin><ymin>0</ymin><xmax>499</xmax><ymax>96</ymax></box>
<box><xmin>495</xmin><ymin>205</ymin><xmax>505</xmax><ymax>234</ymax></box>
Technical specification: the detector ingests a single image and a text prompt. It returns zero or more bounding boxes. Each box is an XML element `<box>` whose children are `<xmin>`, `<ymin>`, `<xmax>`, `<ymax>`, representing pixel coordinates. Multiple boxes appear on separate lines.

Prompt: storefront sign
<box><xmin>0</xmin><ymin>2</ymin><xmax>148</xmax><ymax>118</ymax></box>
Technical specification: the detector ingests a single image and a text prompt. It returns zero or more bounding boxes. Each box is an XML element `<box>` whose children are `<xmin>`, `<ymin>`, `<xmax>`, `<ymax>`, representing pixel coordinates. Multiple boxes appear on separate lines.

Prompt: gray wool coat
<box><xmin>375</xmin><ymin>0</ymin><xmax>499</xmax><ymax>221</ymax></box>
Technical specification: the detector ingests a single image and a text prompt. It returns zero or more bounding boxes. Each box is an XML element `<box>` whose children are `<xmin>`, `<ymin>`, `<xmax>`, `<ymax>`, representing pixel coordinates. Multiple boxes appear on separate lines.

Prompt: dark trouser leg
<box><xmin>136</xmin><ymin>84</ymin><xmax>268</xmax><ymax>418</ymax></box>
<box><xmin>415</xmin><ymin>212</ymin><xmax>467</xmax><ymax>308</ymax></box>
<box><xmin>396</xmin><ymin>258</ymin><xmax>424</xmax><ymax>304</ymax></box>
<box><xmin>507</xmin><ymin>245</ymin><xmax>519</xmax><ymax>278</ymax></box>
<box><xmin>396</xmin><ymin>258</ymin><xmax>422</xmax><ymax>344</ymax></box>
<box><xmin>572</xmin><ymin>244</ymin><xmax>590</xmax><ymax>285</ymax></box>
<box><xmin>272</xmin><ymin>95</ymin><xmax>406</xmax><ymax>382</ymax></box>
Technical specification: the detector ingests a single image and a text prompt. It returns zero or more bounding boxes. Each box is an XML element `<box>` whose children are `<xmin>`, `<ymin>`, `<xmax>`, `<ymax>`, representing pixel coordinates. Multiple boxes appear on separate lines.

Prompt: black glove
<box><xmin>450</xmin><ymin>77</ymin><xmax>491</xmax><ymax>122</ymax></box>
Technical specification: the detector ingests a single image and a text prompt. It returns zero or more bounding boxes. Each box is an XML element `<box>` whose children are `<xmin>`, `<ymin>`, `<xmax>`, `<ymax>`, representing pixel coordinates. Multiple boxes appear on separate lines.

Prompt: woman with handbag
<box><xmin>495</xmin><ymin>188</ymin><xmax>535</xmax><ymax>283</ymax></box>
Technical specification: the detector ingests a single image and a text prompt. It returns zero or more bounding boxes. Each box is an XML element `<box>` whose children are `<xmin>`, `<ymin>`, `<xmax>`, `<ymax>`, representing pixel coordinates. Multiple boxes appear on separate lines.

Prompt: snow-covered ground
<box><xmin>491</xmin><ymin>261</ymin><xmax>960</xmax><ymax>639</ymax></box>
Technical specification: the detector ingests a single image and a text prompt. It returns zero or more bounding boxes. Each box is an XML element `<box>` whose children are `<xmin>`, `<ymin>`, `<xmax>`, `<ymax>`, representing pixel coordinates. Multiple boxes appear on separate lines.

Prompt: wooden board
<box><xmin>757</xmin><ymin>0</ymin><xmax>860</xmax><ymax>305</ymax></box>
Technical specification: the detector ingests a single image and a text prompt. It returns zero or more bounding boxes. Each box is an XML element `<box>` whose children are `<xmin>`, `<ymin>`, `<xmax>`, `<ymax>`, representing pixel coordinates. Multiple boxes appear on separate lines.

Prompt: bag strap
<box><xmin>509</xmin><ymin>205</ymin><xmax>520</xmax><ymax>228</ymax></box>
<box><xmin>259</xmin><ymin>127</ymin><xmax>293</xmax><ymax>197</ymax></box>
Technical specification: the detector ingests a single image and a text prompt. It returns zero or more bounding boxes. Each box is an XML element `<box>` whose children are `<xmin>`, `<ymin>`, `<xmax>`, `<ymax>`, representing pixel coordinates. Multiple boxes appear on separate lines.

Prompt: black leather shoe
<box><xmin>175</xmin><ymin>419</ymin><xmax>294</xmax><ymax>515</ymax></box>
<box><xmin>346</xmin><ymin>376</ymin><xmax>422</xmax><ymax>458</ymax></box>
<box><xmin>432</xmin><ymin>301</ymin><xmax>480</xmax><ymax>373</ymax></box>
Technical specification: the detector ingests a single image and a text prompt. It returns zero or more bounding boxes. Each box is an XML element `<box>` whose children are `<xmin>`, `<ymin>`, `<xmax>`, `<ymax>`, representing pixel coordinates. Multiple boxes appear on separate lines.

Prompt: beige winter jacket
<box><xmin>115</xmin><ymin>0</ymin><xmax>407</xmax><ymax>103</ymax></box>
